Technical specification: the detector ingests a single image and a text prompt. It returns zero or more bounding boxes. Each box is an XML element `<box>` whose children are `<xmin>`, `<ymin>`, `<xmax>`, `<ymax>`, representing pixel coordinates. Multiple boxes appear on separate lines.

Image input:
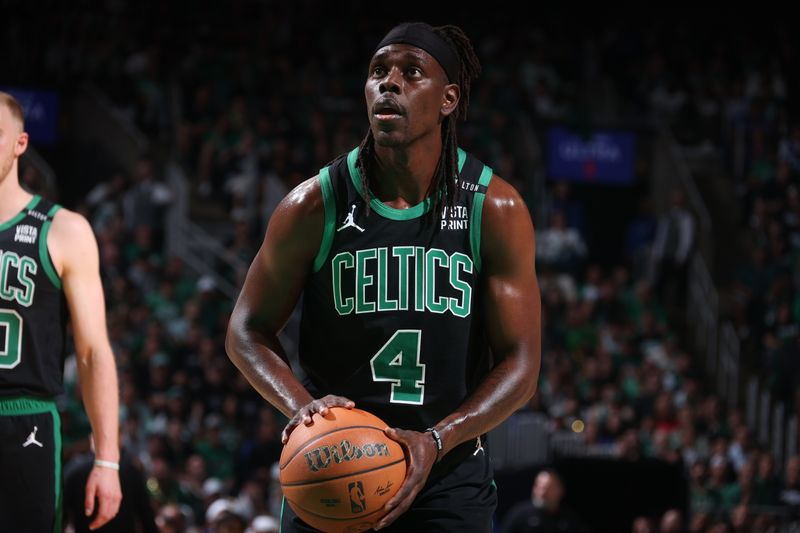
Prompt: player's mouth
<box><xmin>373</xmin><ymin>99</ymin><xmax>405</xmax><ymax>121</ymax></box>
<box><xmin>375</xmin><ymin>113</ymin><xmax>402</xmax><ymax>121</ymax></box>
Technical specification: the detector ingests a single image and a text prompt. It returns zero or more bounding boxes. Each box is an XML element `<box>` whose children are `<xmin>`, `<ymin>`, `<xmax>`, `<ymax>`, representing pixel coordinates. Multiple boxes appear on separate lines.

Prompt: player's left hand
<box><xmin>375</xmin><ymin>427</ymin><xmax>438</xmax><ymax>530</ymax></box>
<box><xmin>85</xmin><ymin>464</ymin><xmax>122</xmax><ymax>530</ymax></box>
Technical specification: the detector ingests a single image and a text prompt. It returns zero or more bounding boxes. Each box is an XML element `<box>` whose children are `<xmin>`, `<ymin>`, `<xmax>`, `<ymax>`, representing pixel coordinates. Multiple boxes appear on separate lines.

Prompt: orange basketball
<box><xmin>279</xmin><ymin>407</ymin><xmax>407</xmax><ymax>533</ymax></box>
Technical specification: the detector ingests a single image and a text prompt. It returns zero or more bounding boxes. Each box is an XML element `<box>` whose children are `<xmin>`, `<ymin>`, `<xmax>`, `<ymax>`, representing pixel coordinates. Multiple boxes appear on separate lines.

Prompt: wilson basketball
<box><xmin>279</xmin><ymin>407</ymin><xmax>407</xmax><ymax>533</ymax></box>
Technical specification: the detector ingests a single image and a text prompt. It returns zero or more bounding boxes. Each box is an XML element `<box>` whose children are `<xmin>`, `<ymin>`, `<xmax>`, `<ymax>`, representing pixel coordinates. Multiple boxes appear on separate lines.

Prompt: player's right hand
<box><xmin>85</xmin><ymin>464</ymin><xmax>122</xmax><ymax>530</ymax></box>
<box><xmin>281</xmin><ymin>395</ymin><xmax>355</xmax><ymax>444</ymax></box>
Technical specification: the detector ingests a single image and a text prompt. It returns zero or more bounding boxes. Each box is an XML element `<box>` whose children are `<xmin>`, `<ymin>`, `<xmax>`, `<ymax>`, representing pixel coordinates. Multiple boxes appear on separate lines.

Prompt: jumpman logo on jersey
<box><xmin>337</xmin><ymin>204</ymin><xmax>365</xmax><ymax>233</ymax></box>
<box><xmin>22</xmin><ymin>426</ymin><xmax>43</xmax><ymax>448</ymax></box>
<box><xmin>473</xmin><ymin>435</ymin><xmax>485</xmax><ymax>456</ymax></box>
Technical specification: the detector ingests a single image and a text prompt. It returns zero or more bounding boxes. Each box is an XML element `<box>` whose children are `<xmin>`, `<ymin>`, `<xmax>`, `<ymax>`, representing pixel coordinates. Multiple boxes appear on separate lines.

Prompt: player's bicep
<box><xmin>235</xmin><ymin>237</ymin><xmax>307</xmax><ymax>334</ymax></box>
<box><xmin>481</xmin><ymin>179</ymin><xmax>541</xmax><ymax>361</ymax></box>
<box><xmin>483</xmin><ymin>250</ymin><xmax>540</xmax><ymax>363</ymax></box>
<box><xmin>233</xmin><ymin>177</ymin><xmax>323</xmax><ymax>335</ymax></box>
<box><xmin>54</xmin><ymin>213</ymin><xmax>110</xmax><ymax>357</ymax></box>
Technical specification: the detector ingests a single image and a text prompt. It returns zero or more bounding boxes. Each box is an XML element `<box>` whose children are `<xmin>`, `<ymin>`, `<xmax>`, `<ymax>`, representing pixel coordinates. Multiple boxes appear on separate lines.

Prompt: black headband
<box><xmin>373</xmin><ymin>22</ymin><xmax>460</xmax><ymax>83</ymax></box>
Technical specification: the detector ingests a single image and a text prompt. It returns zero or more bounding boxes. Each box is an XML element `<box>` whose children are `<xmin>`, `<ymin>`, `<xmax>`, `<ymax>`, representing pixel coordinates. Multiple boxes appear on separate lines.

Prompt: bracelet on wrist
<box><xmin>425</xmin><ymin>427</ymin><xmax>443</xmax><ymax>463</ymax></box>
<box><xmin>94</xmin><ymin>459</ymin><xmax>120</xmax><ymax>471</ymax></box>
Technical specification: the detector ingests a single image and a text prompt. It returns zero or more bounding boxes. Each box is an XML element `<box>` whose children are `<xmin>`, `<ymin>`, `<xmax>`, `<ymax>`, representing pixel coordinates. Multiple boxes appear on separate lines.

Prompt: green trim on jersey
<box><xmin>347</xmin><ymin>148</ymin><xmax>432</xmax><ymax>219</ymax></box>
<box><xmin>52</xmin><ymin>407</ymin><xmax>63</xmax><ymax>533</ymax></box>
<box><xmin>40</xmin><ymin>204</ymin><xmax>62</xmax><ymax>289</ymax></box>
<box><xmin>457</xmin><ymin>147</ymin><xmax>467</xmax><ymax>172</ymax></box>
<box><xmin>312</xmin><ymin>168</ymin><xmax>336</xmax><ymax>272</ymax></box>
<box><xmin>279</xmin><ymin>496</ymin><xmax>285</xmax><ymax>533</ymax></box>
<box><xmin>0</xmin><ymin>195</ymin><xmax>41</xmax><ymax>232</ymax></box>
<box><xmin>469</xmin><ymin>165</ymin><xmax>494</xmax><ymax>273</ymax></box>
<box><xmin>346</xmin><ymin>147</ymin><xmax>469</xmax><ymax>221</ymax></box>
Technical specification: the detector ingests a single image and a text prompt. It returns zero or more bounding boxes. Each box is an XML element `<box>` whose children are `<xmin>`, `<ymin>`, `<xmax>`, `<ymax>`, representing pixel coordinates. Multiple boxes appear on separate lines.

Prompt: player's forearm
<box><xmin>433</xmin><ymin>350</ymin><xmax>538</xmax><ymax>457</ymax></box>
<box><xmin>77</xmin><ymin>347</ymin><xmax>120</xmax><ymax>462</ymax></box>
<box><xmin>225</xmin><ymin>319</ymin><xmax>313</xmax><ymax>419</ymax></box>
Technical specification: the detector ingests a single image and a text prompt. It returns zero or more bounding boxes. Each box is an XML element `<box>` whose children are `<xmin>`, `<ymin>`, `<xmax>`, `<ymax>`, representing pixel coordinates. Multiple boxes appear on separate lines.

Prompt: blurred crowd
<box><xmin>622</xmin><ymin>15</ymin><xmax>800</xmax><ymax>422</ymax></box>
<box><xmin>729</xmin><ymin>120</ymin><xmax>800</xmax><ymax>413</ymax></box>
<box><xmin>5</xmin><ymin>2</ymin><xmax>800</xmax><ymax>531</ymax></box>
<box><xmin>533</xmin><ymin>197</ymin><xmax>800</xmax><ymax>531</ymax></box>
<box><xmin>526</xmin><ymin>22</ymin><xmax>800</xmax><ymax>531</ymax></box>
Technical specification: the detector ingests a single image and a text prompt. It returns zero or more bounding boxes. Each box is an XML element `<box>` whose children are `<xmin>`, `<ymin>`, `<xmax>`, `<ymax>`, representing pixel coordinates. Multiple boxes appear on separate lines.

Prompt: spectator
<box><xmin>537</xmin><ymin>211</ymin><xmax>588</xmax><ymax>276</ymax></box>
<box><xmin>729</xmin><ymin>504</ymin><xmax>751</xmax><ymax>533</ymax></box>
<box><xmin>650</xmin><ymin>189</ymin><xmax>694</xmax><ymax>314</ymax></box>
<box><xmin>780</xmin><ymin>455</ymin><xmax>800</xmax><ymax>510</ymax></box>
<box><xmin>659</xmin><ymin>509</ymin><xmax>683</xmax><ymax>533</ymax></box>
<box><xmin>155</xmin><ymin>504</ymin><xmax>189</xmax><ymax>533</ymax></box>
<box><xmin>206</xmin><ymin>498</ymin><xmax>248</xmax><ymax>533</ymax></box>
<box><xmin>501</xmin><ymin>469</ymin><xmax>589</xmax><ymax>533</ymax></box>
<box><xmin>548</xmin><ymin>182</ymin><xmax>587</xmax><ymax>239</ymax></box>
<box><xmin>631</xmin><ymin>516</ymin><xmax>654</xmax><ymax>533</ymax></box>
<box><xmin>778</xmin><ymin>125</ymin><xmax>800</xmax><ymax>174</ymax></box>
<box><xmin>753</xmin><ymin>453</ymin><xmax>782</xmax><ymax>506</ymax></box>
<box><xmin>196</xmin><ymin>414</ymin><xmax>236</xmax><ymax>482</ymax></box>
<box><xmin>247</xmin><ymin>514</ymin><xmax>279</xmax><ymax>533</ymax></box>
<box><xmin>689</xmin><ymin>511</ymin><xmax>710</xmax><ymax>533</ymax></box>
<box><xmin>727</xmin><ymin>426</ymin><xmax>752</xmax><ymax>473</ymax></box>
<box><xmin>121</xmin><ymin>156</ymin><xmax>172</xmax><ymax>233</ymax></box>
<box><xmin>689</xmin><ymin>461</ymin><xmax>716</xmax><ymax>515</ymax></box>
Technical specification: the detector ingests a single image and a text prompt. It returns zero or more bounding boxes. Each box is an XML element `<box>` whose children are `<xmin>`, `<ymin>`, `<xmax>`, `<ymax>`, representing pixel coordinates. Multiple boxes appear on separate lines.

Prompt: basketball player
<box><xmin>0</xmin><ymin>92</ymin><xmax>122</xmax><ymax>531</ymax></box>
<box><xmin>226</xmin><ymin>22</ymin><xmax>540</xmax><ymax>532</ymax></box>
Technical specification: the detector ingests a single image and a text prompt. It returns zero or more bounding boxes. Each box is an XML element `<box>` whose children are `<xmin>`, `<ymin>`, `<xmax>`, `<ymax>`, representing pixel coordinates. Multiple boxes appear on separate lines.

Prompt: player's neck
<box><xmin>371</xmin><ymin>136</ymin><xmax>442</xmax><ymax>207</ymax></box>
<box><xmin>0</xmin><ymin>172</ymin><xmax>33</xmax><ymax>222</ymax></box>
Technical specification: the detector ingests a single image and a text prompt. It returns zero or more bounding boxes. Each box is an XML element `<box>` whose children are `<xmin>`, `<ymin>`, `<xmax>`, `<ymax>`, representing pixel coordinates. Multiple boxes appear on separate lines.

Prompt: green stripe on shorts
<box><xmin>0</xmin><ymin>396</ymin><xmax>57</xmax><ymax>415</ymax></box>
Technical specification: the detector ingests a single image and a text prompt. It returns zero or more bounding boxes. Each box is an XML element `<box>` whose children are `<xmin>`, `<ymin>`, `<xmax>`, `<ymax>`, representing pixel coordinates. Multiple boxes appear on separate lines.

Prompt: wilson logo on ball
<box><xmin>303</xmin><ymin>439</ymin><xmax>392</xmax><ymax>472</ymax></box>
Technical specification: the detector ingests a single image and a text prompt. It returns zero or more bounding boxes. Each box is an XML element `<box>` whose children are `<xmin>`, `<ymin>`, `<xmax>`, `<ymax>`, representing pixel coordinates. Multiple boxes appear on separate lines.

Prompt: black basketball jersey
<box><xmin>0</xmin><ymin>195</ymin><xmax>68</xmax><ymax>398</ymax></box>
<box><xmin>298</xmin><ymin>146</ymin><xmax>494</xmax><ymax>432</ymax></box>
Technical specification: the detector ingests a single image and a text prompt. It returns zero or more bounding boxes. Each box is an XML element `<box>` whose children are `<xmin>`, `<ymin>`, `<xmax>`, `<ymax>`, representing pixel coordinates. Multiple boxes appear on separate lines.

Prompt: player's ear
<box><xmin>441</xmin><ymin>84</ymin><xmax>459</xmax><ymax>118</ymax></box>
<box><xmin>15</xmin><ymin>132</ymin><xmax>28</xmax><ymax>157</ymax></box>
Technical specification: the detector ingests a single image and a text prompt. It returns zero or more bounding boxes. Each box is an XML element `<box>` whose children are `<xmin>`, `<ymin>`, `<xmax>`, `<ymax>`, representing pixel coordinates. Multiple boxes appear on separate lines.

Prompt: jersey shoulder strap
<box><xmin>312</xmin><ymin>154</ymin><xmax>348</xmax><ymax>272</ymax></box>
<box><xmin>27</xmin><ymin>196</ymin><xmax>62</xmax><ymax>290</ymax></box>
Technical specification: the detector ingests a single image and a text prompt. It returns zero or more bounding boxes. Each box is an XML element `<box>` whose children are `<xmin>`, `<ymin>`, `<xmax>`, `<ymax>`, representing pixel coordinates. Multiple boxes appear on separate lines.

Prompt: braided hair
<box><xmin>355</xmin><ymin>24</ymin><xmax>481</xmax><ymax>220</ymax></box>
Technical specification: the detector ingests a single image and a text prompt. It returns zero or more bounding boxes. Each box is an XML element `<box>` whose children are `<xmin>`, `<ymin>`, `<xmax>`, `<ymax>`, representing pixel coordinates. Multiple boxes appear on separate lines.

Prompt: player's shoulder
<box><xmin>483</xmin><ymin>174</ymin><xmax>529</xmax><ymax>219</ymax></box>
<box><xmin>45</xmin><ymin>208</ymin><xmax>98</xmax><ymax>275</ymax></box>
<box><xmin>263</xmin><ymin>174</ymin><xmax>327</xmax><ymax>258</ymax></box>
<box><xmin>281</xmin><ymin>149</ymin><xmax>350</xmax><ymax>217</ymax></box>
<box><xmin>273</xmin><ymin>174</ymin><xmax>325</xmax><ymax>226</ymax></box>
<box><xmin>480</xmin><ymin>173</ymin><xmax>535</xmax><ymax>268</ymax></box>
<box><xmin>49</xmin><ymin>207</ymin><xmax>94</xmax><ymax>240</ymax></box>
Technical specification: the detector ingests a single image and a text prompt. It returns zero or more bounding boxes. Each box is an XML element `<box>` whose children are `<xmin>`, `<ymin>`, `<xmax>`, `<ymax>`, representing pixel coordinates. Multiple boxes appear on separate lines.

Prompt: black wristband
<box><xmin>426</xmin><ymin>427</ymin><xmax>443</xmax><ymax>462</ymax></box>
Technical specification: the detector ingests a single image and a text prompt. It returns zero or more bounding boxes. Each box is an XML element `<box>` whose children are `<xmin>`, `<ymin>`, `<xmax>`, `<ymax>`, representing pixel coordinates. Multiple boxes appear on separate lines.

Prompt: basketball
<box><xmin>279</xmin><ymin>407</ymin><xmax>408</xmax><ymax>533</ymax></box>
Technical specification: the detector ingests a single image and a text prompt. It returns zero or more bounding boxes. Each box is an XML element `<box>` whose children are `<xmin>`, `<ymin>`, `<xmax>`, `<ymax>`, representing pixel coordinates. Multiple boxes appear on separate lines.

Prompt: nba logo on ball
<box><xmin>348</xmin><ymin>481</ymin><xmax>366</xmax><ymax>513</ymax></box>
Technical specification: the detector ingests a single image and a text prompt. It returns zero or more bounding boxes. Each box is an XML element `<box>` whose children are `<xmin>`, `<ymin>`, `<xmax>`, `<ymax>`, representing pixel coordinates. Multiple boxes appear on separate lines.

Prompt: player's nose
<box><xmin>379</xmin><ymin>67</ymin><xmax>402</xmax><ymax>94</ymax></box>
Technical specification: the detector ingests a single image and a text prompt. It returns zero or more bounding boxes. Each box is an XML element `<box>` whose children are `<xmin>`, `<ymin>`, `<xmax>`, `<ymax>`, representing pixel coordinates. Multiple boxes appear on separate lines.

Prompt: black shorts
<box><xmin>0</xmin><ymin>396</ymin><xmax>62</xmax><ymax>533</ymax></box>
<box><xmin>280</xmin><ymin>439</ymin><xmax>497</xmax><ymax>533</ymax></box>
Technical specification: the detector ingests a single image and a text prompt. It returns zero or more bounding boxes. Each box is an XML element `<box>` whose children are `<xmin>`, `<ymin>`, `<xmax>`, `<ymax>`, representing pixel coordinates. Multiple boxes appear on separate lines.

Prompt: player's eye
<box><xmin>372</xmin><ymin>65</ymin><xmax>386</xmax><ymax>76</ymax></box>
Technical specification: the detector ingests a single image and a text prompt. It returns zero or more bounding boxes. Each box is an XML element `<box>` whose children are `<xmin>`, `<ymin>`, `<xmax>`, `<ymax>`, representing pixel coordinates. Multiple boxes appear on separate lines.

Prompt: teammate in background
<box><xmin>227</xmin><ymin>22</ymin><xmax>541</xmax><ymax>531</ymax></box>
<box><xmin>0</xmin><ymin>91</ymin><xmax>121</xmax><ymax>531</ymax></box>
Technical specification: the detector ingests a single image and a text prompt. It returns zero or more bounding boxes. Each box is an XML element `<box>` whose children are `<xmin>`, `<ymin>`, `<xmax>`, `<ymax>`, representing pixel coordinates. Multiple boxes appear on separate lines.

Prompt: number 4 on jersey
<box><xmin>370</xmin><ymin>329</ymin><xmax>425</xmax><ymax>405</ymax></box>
